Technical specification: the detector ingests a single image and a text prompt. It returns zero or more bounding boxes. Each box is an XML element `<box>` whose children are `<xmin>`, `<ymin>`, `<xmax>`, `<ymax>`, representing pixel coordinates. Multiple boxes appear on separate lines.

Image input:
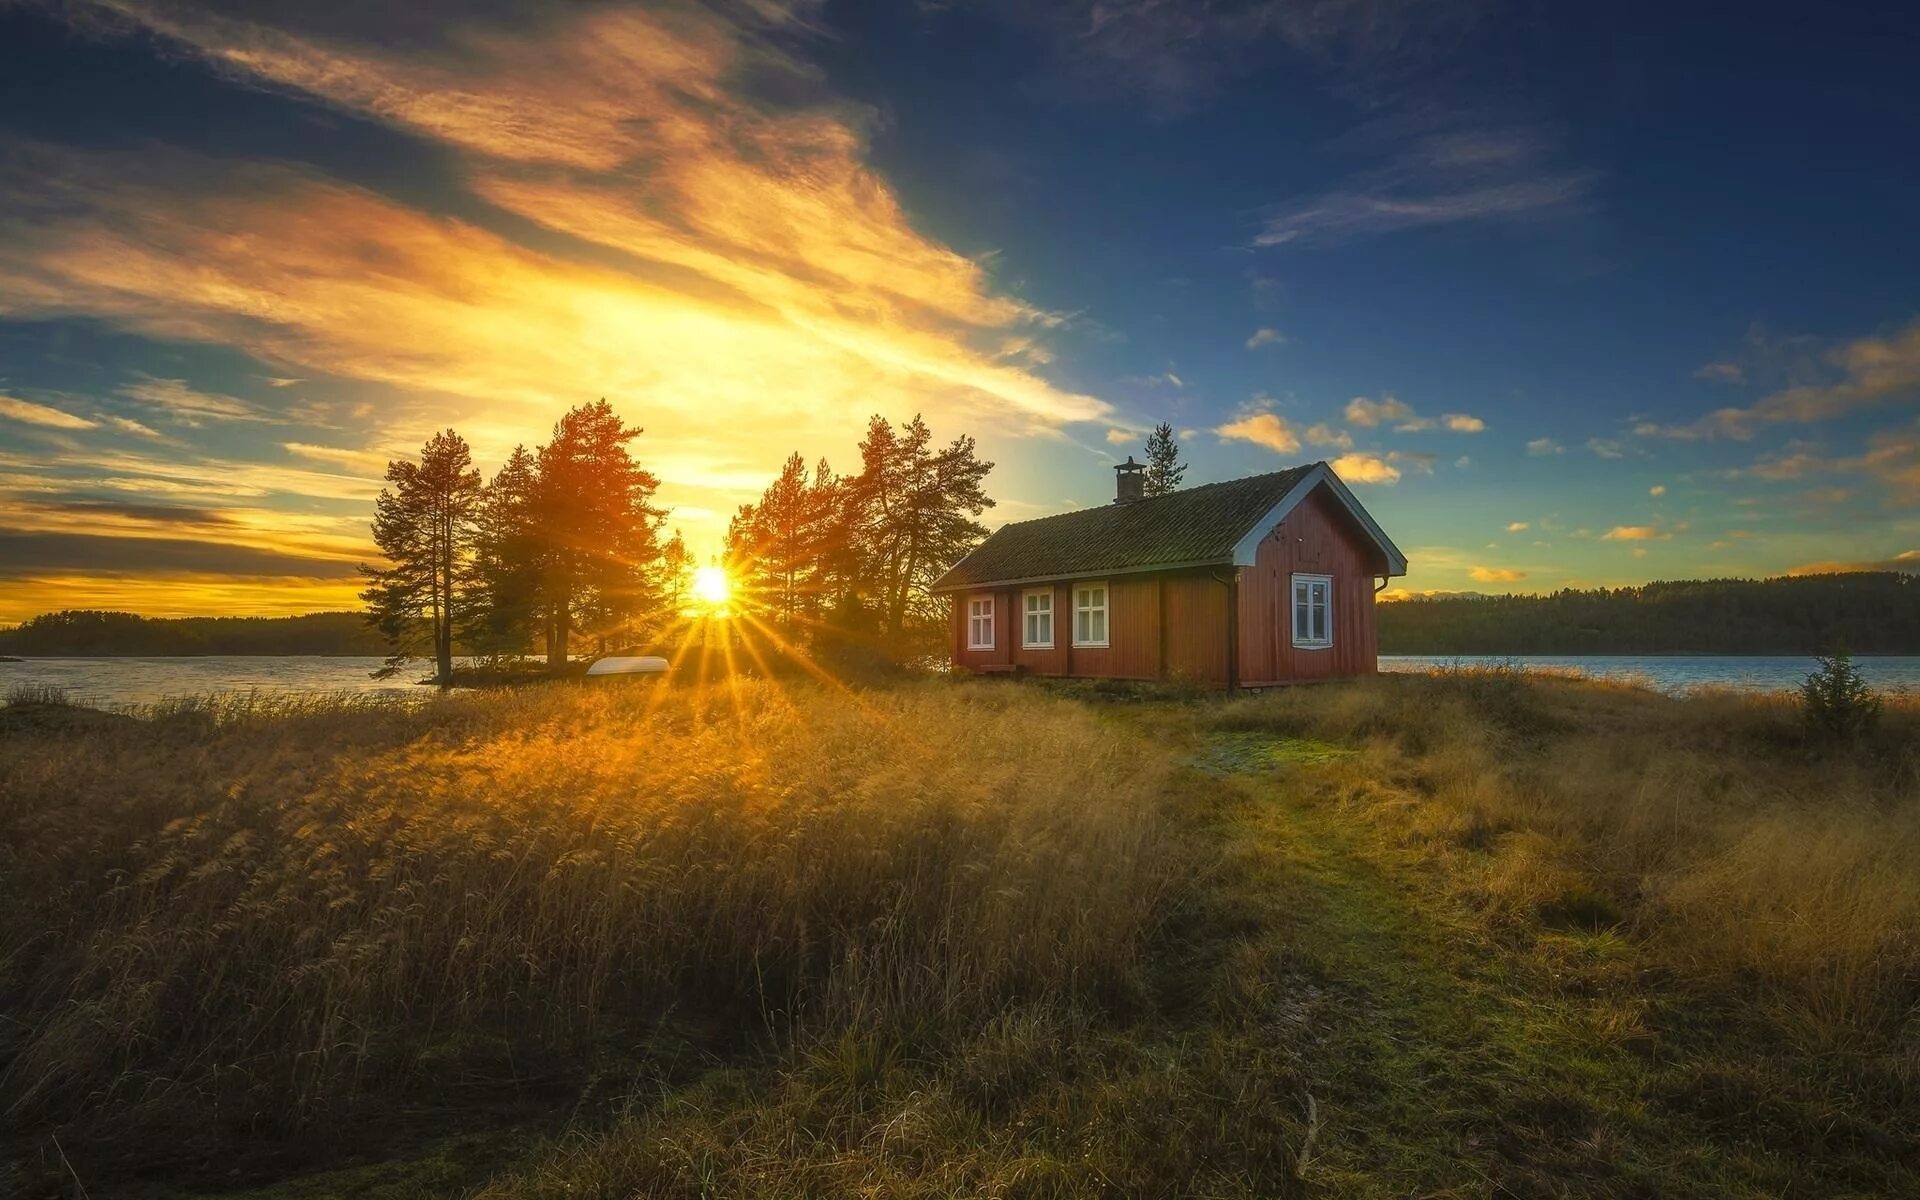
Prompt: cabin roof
<box><xmin>932</xmin><ymin>461</ymin><xmax>1407</xmax><ymax>592</ymax></box>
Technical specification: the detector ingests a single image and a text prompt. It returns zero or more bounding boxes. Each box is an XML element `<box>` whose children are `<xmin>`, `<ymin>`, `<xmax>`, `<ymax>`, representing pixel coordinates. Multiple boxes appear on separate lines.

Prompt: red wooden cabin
<box><xmin>933</xmin><ymin>460</ymin><xmax>1407</xmax><ymax>688</ymax></box>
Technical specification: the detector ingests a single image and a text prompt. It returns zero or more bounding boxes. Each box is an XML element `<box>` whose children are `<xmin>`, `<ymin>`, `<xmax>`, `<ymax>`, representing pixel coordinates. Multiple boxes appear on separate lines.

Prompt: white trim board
<box><xmin>1230</xmin><ymin>463</ymin><xmax>1408</xmax><ymax>575</ymax></box>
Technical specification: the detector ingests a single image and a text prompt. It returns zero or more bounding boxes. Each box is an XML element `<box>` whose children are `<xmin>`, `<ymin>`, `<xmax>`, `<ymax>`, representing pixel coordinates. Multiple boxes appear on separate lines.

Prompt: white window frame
<box><xmin>1071</xmin><ymin>581</ymin><xmax>1110</xmax><ymax>648</ymax></box>
<box><xmin>1021</xmin><ymin>588</ymin><xmax>1054</xmax><ymax>649</ymax></box>
<box><xmin>966</xmin><ymin>594</ymin><xmax>995</xmax><ymax>651</ymax></box>
<box><xmin>1291</xmin><ymin>573</ymin><xmax>1334</xmax><ymax>650</ymax></box>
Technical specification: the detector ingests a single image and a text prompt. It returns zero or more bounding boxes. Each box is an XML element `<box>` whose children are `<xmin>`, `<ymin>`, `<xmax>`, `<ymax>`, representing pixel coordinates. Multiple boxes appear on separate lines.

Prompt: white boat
<box><xmin>584</xmin><ymin>656</ymin><xmax>670</xmax><ymax>677</ymax></box>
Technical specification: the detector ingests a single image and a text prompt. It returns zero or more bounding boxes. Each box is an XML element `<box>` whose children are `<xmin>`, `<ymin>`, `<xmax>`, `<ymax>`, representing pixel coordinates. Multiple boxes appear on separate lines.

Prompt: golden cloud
<box><xmin>0</xmin><ymin>394</ymin><xmax>97</xmax><ymax>430</ymax></box>
<box><xmin>1649</xmin><ymin>318</ymin><xmax>1920</xmax><ymax>440</ymax></box>
<box><xmin>1601</xmin><ymin>525</ymin><xmax>1665</xmax><ymax>541</ymax></box>
<box><xmin>0</xmin><ymin>2</ymin><xmax>1113</xmax><ymax>598</ymax></box>
<box><xmin>1469</xmin><ymin>566</ymin><xmax>1527</xmax><ymax>582</ymax></box>
<box><xmin>1343</xmin><ymin>395</ymin><xmax>1415</xmax><ymax>428</ymax></box>
<box><xmin>1342</xmin><ymin>394</ymin><xmax>1481</xmax><ymax>434</ymax></box>
<box><xmin>1785</xmin><ymin>549</ymin><xmax>1920</xmax><ymax>577</ymax></box>
<box><xmin>1304</xmin><ymin>422</ymin><xmax>1353</xmax><ymax>450</ymax></box>
<box><xmin>1329</xmin><ymin>452</ymin><xmax>1401</xmax><ymax>484</ymax></box>
<box><xmin>1214</xmin><ymin>411</ymin><xmax>1300</xmax><ymax>454</ymax></box>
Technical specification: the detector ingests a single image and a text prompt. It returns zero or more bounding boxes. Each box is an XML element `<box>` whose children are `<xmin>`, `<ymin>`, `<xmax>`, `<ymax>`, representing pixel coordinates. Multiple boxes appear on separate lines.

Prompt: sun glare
<box><xmin>692</xmin><ymin>564</ymin><xmax>731</xmax><ymax>608</ymax></box>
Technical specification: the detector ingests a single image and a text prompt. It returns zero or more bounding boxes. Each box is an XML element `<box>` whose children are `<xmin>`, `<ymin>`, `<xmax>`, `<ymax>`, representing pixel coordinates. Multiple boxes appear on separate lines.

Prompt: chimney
<box><xmin>1114</xmin><ymin>455</ymin><xmax>1145</xmax><ymax>504</ymax></box>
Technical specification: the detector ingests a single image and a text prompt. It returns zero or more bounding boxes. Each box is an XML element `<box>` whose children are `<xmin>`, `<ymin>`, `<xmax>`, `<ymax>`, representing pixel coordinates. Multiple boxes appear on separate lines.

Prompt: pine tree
<box><xmin>1143</xmin><ymin>421</ymin><xmax>1186</xmax><ymax>497</ymax></box>
<box><xmin>360</xmin><ymin>430</ymin><xmax>481</xmax><ymax>684</ymax></box>
<box><xmin>464</xmin><ymin>445</ymin><xmax>542</xmax><ymax>660</ymax></box>
<box><xmin>850</xmin><ymin>413</ymin><xmax>994</xmax><ymax>640</ymax></box>
<box><xmin>532</xmin><ymin>400</ymin><xmax>667</xmax><ymax>668</ymax></box>
<box><xmin>660</xmin><ymin>530</ymin><xmax>692</xmax><ymax>614</ymax></box>
<box><xmin>1802</xmin><ymin>646</ymin><xmax>1883</xmax><ymax>741</ymax></box>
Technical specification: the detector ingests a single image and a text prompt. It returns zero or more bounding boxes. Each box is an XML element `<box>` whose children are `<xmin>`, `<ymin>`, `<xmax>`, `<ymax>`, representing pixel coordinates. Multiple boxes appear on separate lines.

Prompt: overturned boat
<box><xmin>584</xmin><ymin>656</ymin><xmax>670</xmax><ymax>677</ymax></box>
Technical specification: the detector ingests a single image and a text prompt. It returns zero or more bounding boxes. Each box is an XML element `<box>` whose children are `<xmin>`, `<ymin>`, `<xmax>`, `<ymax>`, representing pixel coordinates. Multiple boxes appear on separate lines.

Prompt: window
<box><xmin>1022</xmin><ymin>588</ymin><xmax>1054</xmax><ymax>649</ymax></box>
<box><xmin>1292</xmin><ymin>574</ymin><xmax>1333</xmax><ymax>649</ymax></box>
<box><xmin>967</xmin><ymin>595</ymin><xmax>994</xmax><ymax>650</ymax></box>
<box><xmin>1072</xmin><ymin>582</ymin><xmax>1109</xmax><ymax>647</ymax></box>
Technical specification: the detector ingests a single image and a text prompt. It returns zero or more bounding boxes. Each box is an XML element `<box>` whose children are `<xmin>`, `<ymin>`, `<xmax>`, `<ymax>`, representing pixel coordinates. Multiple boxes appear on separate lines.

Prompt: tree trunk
<box><xmin>546</xmin><ymin>598</ymin><xmax>569</xmax><ymax>672</ymax></box>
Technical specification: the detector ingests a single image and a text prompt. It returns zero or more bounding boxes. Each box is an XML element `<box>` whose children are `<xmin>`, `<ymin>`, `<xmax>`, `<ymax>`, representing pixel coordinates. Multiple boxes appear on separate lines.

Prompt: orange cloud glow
<box><xmin>0</xmin><ymin>2</ymin><xmax>1114</xmax><ymax>616</ymax></box>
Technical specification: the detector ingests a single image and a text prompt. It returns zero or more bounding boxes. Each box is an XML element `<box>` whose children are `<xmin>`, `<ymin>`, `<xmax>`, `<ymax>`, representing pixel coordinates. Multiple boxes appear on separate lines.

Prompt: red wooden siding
<box><xmin>1236</xmin><ymin>486</ymin><xmax>1383</xmax><ymax>684</ymax></box>
<box><xmin>949</xmin><ymin>483</ymin><xmax>1387</xmax><ymax>687</ymax></box>
<box><xmin>1162</xmin><ymin>571</ymin><xmax>1231</xmax><ymax>685</ymax></box>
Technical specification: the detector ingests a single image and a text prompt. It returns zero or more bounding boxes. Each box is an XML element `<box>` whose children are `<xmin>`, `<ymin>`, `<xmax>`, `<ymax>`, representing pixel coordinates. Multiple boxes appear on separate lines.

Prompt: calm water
<box><xmin>5</xmin><ymin>654</ymin><xmax>1919</xmax><ymax>708</ymax></box>
<box><xmin>0</xmin><ymin>656</ymin><xmax>425</xmax><ymax>709</ymax></box>
<box><xmin>1381</xmin><ymin>654</ymin><xmax>1920</xmax><ymax>695</ymax></box>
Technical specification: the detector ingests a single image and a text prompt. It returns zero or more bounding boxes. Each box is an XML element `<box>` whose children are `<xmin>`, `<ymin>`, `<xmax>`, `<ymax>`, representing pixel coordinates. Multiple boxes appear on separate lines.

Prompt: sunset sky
<box><xmin>1</xmin><ymin>0</ymin><xmax>1917</xmax><ymax>620</ymax></box>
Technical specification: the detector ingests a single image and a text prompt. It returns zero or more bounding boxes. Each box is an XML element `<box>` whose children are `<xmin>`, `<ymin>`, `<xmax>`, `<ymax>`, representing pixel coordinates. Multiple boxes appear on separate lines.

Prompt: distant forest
<box><xmin>0</xmin><ymin>611</ymin><xmax>387</xmax><ymax>657</ymax></box>
<box><xmin>12</xmin><ymin>572</ymin><xmax>1917</xmax><ymax>658</ymax></box>
<box><xmin>1379</xmin><ymin>572</ymin><xmax>1920</xmax><ymax>655</ymax></box>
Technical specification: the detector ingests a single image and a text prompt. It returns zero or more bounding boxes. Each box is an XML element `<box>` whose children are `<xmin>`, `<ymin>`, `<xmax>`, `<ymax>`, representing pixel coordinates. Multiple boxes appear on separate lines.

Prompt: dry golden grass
<box><xmin>0</xmin><ymin>681</ymin><xmax>1177</xmax><ymax>1160</ymax></box>
<box><xmin>6</xmin><ymin>668</ymin><xmax>1916</xmax><ymax>1197</ymax></box>
<box><xmin>1209</xmin><ymin>668</ymin><xmax>1920</xmax><ymax>1047</ymax></box>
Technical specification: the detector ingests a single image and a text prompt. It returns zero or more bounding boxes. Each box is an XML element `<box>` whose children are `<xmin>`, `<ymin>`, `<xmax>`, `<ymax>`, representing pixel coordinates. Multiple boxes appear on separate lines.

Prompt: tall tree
<box><xmin>806</xmin><ymin>458</ymin><xmax>857</xmax><ymax>625</ymax></box>
<box><xmin>464</xmin><ymin>445</ymin><xmax>542</xmax><ymax>659</ymax></box>
<box><xmin>660</xmin><ymin>529</ymin><xmax>692</xmax><ymax>614</ymax></box>
<box><xmin>850</xmin><ymin>414</ymin><xmax>994</xmax><ymax>639</ymax></box>
<box><xmin>729</xmin><ymin>452</ymin><xmax>821</xmax><ymax>628</ymax></box>
<box><xmin>361</xmin><ymin>430</ymin><xmax>481</xmax><ymax>684</ymax></box>
<box><xmin>533</xmin><ymin>399</ymin><xmax>666</xmax><ymax>668</ymax></box>
<box><xmin>1142</xmin><ymin>422</ymin><xmax>1186</xmax><ymax>497</ymax></box>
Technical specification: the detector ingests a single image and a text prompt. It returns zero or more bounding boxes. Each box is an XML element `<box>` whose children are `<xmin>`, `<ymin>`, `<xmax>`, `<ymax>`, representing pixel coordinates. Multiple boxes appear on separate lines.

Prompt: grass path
<box><xmin>1183</xmin><ymin>729</ymin><xmax>1787</xmax><ymax>1199</ymax></box>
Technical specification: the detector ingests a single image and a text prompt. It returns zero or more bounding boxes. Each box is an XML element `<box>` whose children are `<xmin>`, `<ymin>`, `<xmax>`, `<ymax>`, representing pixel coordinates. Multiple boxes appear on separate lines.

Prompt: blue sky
<box><xmin>0</xmin><ymin>0</ymin><xmax>1916</xmax><ymax>617</ymax></box>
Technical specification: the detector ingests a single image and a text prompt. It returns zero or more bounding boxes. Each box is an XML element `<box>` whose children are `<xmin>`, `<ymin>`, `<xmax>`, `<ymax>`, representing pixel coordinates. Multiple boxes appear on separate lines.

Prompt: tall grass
<box><xmin>0</xmin><ymin>681</ymin><xmax>1176</xmax><ymax>1152</ymax></box>
<box><xmin>1209</xmin><ymin>668</ymin><xmax>1920</xmax><ymax>1046</ymax></box>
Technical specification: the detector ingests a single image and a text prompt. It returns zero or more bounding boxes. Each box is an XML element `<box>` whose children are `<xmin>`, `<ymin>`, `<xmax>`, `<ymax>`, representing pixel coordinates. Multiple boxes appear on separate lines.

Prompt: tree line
<box><xmin>722</xmin><ymin>415</ymin><xmax>992</xmax><ymax>648</ymax></box>
<box><xmin>362</xmin><ymin>400</ymin><xmax>672</xmax><ymax>682</ymax></box>
<box><xmin>362</xmin><ymin>402</ymin><xmax>1007</xmax><ymax>682</ymax></box>
<box><xmin>0</xmin><ymin>417</ymin><xmax>1190</xmax><ymax>668</ymax></box>
<box><xmin>1378</xmin><ymin>573</ymin><xmax>1920</xmax><ymax>655</ymax></box>
<box><xmin>0</xmin><ymin>611</ymin><xmax>387</xmax><ymax>657</ymax></box>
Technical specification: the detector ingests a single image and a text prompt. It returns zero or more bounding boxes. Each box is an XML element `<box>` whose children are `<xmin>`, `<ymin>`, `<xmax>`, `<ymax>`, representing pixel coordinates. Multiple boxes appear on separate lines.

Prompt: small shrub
<box><xmin>1801</xmin><ymin>648</ymin><xmax>1882</xmax><ymax>742</ymax></box>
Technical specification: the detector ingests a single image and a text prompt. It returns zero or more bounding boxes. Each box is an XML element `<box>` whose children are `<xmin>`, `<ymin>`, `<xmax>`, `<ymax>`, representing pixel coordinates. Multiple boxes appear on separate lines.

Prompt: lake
<box><xmin>1380</xmin><ymin>654</ymin><xmax>1920</xmax><ymax>695</ymax></box>
<box><xmin>0</xmin><ymin>656</ymin><xmax>421</xmax><ymax>708</ymax></box>
<box><xmin>4</xmin><ymin>654</ymin><xmax>1919</xmax><ymax>708</ymax></box>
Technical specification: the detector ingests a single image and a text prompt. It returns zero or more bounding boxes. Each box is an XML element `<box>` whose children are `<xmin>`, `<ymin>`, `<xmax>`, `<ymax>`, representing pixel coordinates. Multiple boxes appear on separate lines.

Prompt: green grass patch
<box><xmin>1190</xmin><ymin>729</ymin><xmax>1358</xmax><ymax>776</ymax></box>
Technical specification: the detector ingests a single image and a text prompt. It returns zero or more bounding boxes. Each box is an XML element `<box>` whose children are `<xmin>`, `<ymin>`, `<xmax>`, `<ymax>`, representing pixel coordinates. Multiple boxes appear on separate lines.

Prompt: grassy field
<box><xmin>1</xmin><ymin>670</ymin><xmax>1915</xmax><ymax>1197</ymax></box>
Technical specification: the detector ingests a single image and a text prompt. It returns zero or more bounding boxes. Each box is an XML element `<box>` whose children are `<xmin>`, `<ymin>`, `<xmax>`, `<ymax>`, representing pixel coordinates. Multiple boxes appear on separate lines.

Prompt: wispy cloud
<box><xmin>1304</xmin><ymin>422</ymin><xmax>1353</xmax><ymax>450</ymax></box>
<box><xmin>282</xmin><ymin>442</ymin><xmax>393</xmax><ymax>474</ymax></box>
<box><xmin>0</xmin><ymin>393</ymin><xmax>97</xmax><ymax>430</ymax></box>
<box><xmin>972</xmin><ymin>0</ymin><xmax>1493</xmax><ymax>112</ymax></box>
<box><xmin>1737</xmin><ymin>421</ymin><xmax>1920</xmax><ymax>502</ymax></box>
<box><xmin>117</xmin><ymin>375</ymin><xmax>274</xmax><ymax>425</ymax></box>
<box><xmin>0</xmin><ymin>1</ymin><xmax>1114</xmax><ymax>588</ymax></box>
<box><xmin>1344</xmin><ymin>395</ymin><xmax>1415</xmax><ymax>428</ymax></box>
<box><xmin>1526</xmin><ymin>437</ymin><xmax>1563</xmax><ymax>456</ymax></box>
<box><xmin>1647</xmin><ymin>319</ymin><xmax>1920</xmax><ymax>440</ymax></box>
<box><xmin>1245</xmin><ymin>327</ymin><xmax>1286</xmax><ymax>350</ymax></box>
<box><xmin>1786</xmin><ymin>549</ymin><xmax>1920</xmax><ymax>577</ymax></box>
<box><xmin>1343</xmin><ymin>393</ymin><xmax>1483</xmax><ymax>432</ymax></box>
<box><xmin>1255</xmin><ymin>119</ymin><xmax>1595</xmax><ymax>249</ymax></box>
<box><xmin>1505</xmin><ymin>521</ymin><xmax>1529</xmax><ymax>532</ymax></box>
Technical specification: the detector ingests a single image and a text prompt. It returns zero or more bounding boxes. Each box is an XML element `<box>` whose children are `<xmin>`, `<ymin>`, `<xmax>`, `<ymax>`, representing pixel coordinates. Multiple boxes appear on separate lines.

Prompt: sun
<box><xmin>691</xmin><ymin>564</ymin><xmax>731</xmax><ymax>607</ymax></box>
